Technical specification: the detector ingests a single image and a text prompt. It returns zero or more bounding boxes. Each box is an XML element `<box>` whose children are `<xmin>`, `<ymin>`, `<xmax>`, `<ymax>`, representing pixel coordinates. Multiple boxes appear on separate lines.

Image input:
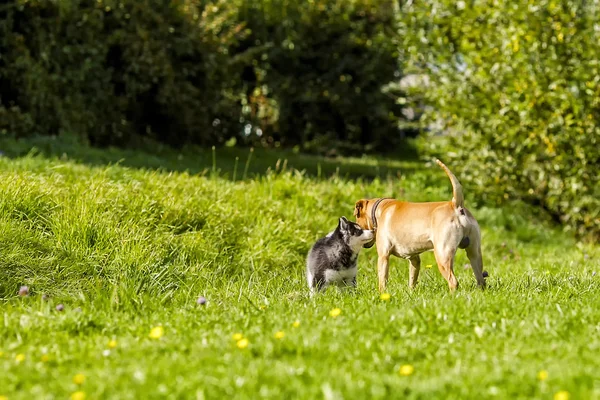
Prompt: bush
<box><xmin>0</xmin><ymin>0</ymin><xmax>247</xmax><ymax>147</ymax></box>
<box><xmin>234</xmin><ymin>0</ymin><xmax>409</xmax><ymax>153</ymax></box>
<box><xmin>402</xmin><ymin>0</ymin><xmax>600</xmax><ymax>240</ymax></box>
<box><xmin>0</xmin><ymin>0</ymin><xmax>412</xmax><ymax>154</ymax></box>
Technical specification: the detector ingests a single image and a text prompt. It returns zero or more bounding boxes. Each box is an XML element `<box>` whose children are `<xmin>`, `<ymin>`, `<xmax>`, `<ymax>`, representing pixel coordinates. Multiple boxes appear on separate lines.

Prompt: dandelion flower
<box><xmin>537</xmin><ymin>370</ymin><xmax>548</xmax><ymax>381</ymax></box>
<box><xmin>292</xmin><ymin>320</ymin><xmax>300</xmax><ymax>328</ymax></box>
<box><xmin>15</xmin><ymin>354</ymin><xmax>25</xmax><ymax>363</ymax></box>
<box><xmin>380</xmin><ymin>293</ymin><xmax>391</xmax><ymax>301</ymax></box>
<box><xmin>149</xmin><ymin>326</ymin><xmax>164</xmax><ymax>339</ymax></box>
<box><xmin>108</xmin><ymin>340</ymin><xmax>118</xmax><ymax>349</ymax></box>
<box><xmin>41</xmin><ymin>354</ymin><xmax>50</xmax><ymax>363</ymax></box>
<box><xmin>554</xmin><ymin>391</ymin><xmax>570</xmax><ymax>400</ymax></box>
<box><xmin>425</xmin><ymin>264</ymin><xmax>433</xmax><ymax>269</ymax></box>
<box><xmin>73</xmin><ymin>373</ymin><xmax>86</xmax><ymax>385</ymax></box>
<box><xmin>399</xmin><ymin>364</ymin><xmax>414</xmax><ymax>376</ymax></box>
<box><xmin>70</xmin><ymin>391</ymin><xmax>86</xmax><ymax>400</ymax></box>
<box><xmin>274</xmin><ymin>331</ymin><xmax>285</xmax><ymax>340</ymax></box>
<box><xmin>236</xmin><ymin>338</ymin><xmax>249</xmax><ymax>349</ymax></box>
<box><xmin>329</xmin><ymin>308</ymin><xmax>342</xmax><ymax>318</ymax></box>
<box><xmin>232</xmin><ymin>333</ymin><xmax>243</xmax><ymax>341</ymax></box>
<box><xmin>0</xmin><ymin>395</ymin><xmax>7</xmax><ymax>400</ymax></box>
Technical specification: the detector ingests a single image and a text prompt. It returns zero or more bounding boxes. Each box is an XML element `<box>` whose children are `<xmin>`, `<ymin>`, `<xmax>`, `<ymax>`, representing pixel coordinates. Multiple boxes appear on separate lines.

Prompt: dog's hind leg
<box><xmin>465</xmin><ymin>227</ymin><xmax>486</xmax><ymax>288</ymax></box>
<box><xmin>433</xmin><ymin>245</ymin><xmax>459</xmax><ymax>290</ymax></box>
<box><xmin>408</xmin><ymin>255</ymin><xmax>421</xmax><ymax>289</ymax></box>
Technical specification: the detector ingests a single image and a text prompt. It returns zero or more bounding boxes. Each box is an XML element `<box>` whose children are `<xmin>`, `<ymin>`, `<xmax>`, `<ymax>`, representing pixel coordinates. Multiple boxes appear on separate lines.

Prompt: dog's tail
<box><xmin>435</xmin><ymin>159</ymin><xmax>464</xmax><ymax>209</ymax></box>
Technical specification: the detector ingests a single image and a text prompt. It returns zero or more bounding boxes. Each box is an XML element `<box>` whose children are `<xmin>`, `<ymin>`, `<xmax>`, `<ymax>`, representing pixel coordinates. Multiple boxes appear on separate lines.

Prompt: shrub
<box><xmin>0</xmin><ymin>0</ymin><xmax>246</xmax><ymax>147</ymax></box>
<box><xmin>235</xmin><ymin>0</ymin><xmax>409</xmax><ymax>153</ymax></box>
<box><xmin>0</xmin><ymin>0</ymin><xmax>413</xmax><ymax>154</ymax></box>
<box><xmin>402</xmin><ymin>0</ymin><xmax>600</xmax><ymax>240</ymax></box>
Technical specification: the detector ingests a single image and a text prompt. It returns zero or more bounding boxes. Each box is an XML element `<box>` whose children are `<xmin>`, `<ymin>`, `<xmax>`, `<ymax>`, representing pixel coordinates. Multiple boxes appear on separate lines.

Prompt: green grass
<box><xmin>0</xmin><ymin>138</ymin><xmax>598</xmax><ymax>399</ymax></box>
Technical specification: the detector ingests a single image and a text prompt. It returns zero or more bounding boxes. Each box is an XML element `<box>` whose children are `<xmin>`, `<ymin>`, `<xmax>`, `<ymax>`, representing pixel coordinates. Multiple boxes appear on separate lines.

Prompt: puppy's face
<box><xmin>353</xmin><ymin>200</ymin><xmax>375</xmax><ymax>248</ymax></box>
<box><xmin>338</xmin><ymin>217</ymin><xmax>374</xmax><ymax>250</ymax></box>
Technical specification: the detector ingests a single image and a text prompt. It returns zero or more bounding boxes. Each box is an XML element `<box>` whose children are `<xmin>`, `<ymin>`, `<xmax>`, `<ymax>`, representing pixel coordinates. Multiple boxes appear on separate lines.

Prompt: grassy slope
<box><xmin>0</xmin><ymin>139</ymin><xmax>598</xmax><ymax>399</ymax></box>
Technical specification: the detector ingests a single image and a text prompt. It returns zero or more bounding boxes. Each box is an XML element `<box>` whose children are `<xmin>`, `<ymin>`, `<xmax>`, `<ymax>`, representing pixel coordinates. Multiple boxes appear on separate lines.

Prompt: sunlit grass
<box><xmin>0</xmin><ymin>139</ymin><xmax>598</xmax><ymax>399</ymax></box>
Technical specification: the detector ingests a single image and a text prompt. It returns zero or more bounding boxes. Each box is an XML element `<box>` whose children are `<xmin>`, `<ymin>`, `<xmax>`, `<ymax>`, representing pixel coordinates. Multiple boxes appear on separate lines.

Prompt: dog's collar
<box><xmin>371</xmin><ymin>198</ymin><xmax>390</xmax><ymax>232</ymax></box>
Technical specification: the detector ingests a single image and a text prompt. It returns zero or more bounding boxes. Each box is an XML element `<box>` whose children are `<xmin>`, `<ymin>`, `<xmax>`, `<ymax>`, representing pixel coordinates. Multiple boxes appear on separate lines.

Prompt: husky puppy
<box><xmin>306</xmin><ymin>216</ymin><xmax>374</xmax><ymax>294</ymax></box>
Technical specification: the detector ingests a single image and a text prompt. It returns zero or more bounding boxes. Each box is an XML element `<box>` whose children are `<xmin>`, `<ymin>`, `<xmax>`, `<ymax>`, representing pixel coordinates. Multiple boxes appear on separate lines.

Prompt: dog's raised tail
<box><xmin>435</xmin><ymin>159</ymin><xmax>464</xmax><ymax>209</ymax></box>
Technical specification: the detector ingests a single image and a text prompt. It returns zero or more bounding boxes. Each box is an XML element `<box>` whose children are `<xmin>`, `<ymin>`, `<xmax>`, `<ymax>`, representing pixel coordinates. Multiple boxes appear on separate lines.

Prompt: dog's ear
<box><xmin>354</xmin><ymin>200</ymin><xmax>366</xmax><ymax>218</ymax></box>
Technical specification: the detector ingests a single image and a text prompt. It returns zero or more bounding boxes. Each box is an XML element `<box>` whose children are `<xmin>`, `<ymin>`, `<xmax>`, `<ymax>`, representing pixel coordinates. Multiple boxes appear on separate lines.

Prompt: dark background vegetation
<box><xmin>0</xmin><ymin>0</ymin><xmax>598</xmax><ymax>239</ymax></box>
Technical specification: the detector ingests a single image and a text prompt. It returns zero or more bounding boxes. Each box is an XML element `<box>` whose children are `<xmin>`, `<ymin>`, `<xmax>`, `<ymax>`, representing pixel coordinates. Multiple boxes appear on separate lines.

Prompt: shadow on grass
<box><xmin>0</xmin><ymin>136</ymin><xmax>423</xmax><ymax>181</ymax></box>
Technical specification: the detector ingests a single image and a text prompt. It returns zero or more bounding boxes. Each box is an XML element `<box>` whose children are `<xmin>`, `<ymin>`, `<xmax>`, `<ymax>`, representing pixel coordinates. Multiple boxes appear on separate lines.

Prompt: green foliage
<box><xmin>0</xmin><ymin>142</ymin><xmax>598</xmax><ymax>398</ymax></box>
<box><xmin>0</xmin><ymin>0</ymin><xmax>247</xmax><ymax>146</ymax></box>
<box><xmin>236</xmin><ymin>0</ymin><xmax>405</xmax><ymax>153</ymax></box>
<box><xmin>402</xmin><ymin>0</ymin><xmax>600</xmax><ymax>240</ymax></box>
<box><xmin>0</xmin><ymin>0</ymin><xmax>409</xmax><ymax>153</ymax></box>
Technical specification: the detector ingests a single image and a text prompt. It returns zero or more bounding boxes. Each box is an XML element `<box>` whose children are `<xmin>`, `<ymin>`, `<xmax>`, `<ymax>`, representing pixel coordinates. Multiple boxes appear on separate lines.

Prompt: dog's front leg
<box><xmin>408</xmin><ymin>255</ymin><xmax>421</xmax><ymax>289</ymax></box>
<box><xmin>377</xmin><ymin>252</ymin><xmax>391</xmax><ymax>292</ymax></box>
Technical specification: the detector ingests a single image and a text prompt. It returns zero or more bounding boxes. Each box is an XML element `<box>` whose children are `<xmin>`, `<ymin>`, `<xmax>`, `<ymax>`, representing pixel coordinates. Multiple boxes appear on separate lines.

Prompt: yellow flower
<box><xmin>41</xmin><ymin>354</ymin><xmax>50</xmax><ymax>363</ymax></box>
<box><xmin>554</xmin><ymin>391</ymin><xmax>570</xmax><ymax>400</ymax></box>
<box><xmin>274</xmin><ymin>331</ymin><xmax>285</xmax><ymax>340</ymax></box>
<box><xmin>73</xmin><ymin>373</ymin><xmax>86</xmax><ymax>385</ymax></box>
<box><xmin>0</xmin><ymin>396</ymin><xmax>8</xmax><ymax>400</ymax></box>
<box><xmin>537</xmin><ymin>370</ymin><xmax>548</xmax><ymax>381</ymax></box>
<box><xmin>108</xmin><ymin>340</ymin><xmax>118</xmax><ymax>349</ymax></box>
<box><xmin>232</xmin><ymin>333</ymin><xmax>243</xmax><ymax>341</ymax></box>
<box><xmin>380</xmin><ymin>293</ymin><xmax>391</xmax><ymax>301</ymax></box>
<box><xmin>425</xmin><ymin>264</ymin><xmax>433</xmax><ymax>269</ymax></box>
<box><xmin>292</xmin><ymin>320</ymin><xmax>300</xmax><ymax>328</ymax></box>
<box><xmin>15</xmin><ymin>354</ymin><xmax>25</xmax><ymax>363</ymax></box>
<box><xmin>399</xmin><ymin>364</ymin><xmax>414</xmax><ymax>376</ymax></box>
<box><xmin>329</xmin><ymin>308</ymin><xmax>342</xmax><ymax>318</ymax></box>
<box><xmin>149</xmin><ymin>326</ymin><xmax>164</xmax><ymax>339</ymax></box>
<box><xmin>236</xmin><ymin>338</ymin><xmax>249</xmax><ymax>349</ymax></box>
<box><xmin>70</xmin><ymin>391</ymin><xmax>86</xmax><ymax>400</ymax></box>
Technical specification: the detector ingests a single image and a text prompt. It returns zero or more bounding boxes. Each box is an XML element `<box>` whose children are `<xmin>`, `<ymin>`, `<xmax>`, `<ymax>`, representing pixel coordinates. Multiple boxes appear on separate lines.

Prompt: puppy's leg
<box><xmin>308</xmin><ymin>272</ymin><xmax>327</xmax><ymax>296</ymax></box>
<box><xmin>433</xmin><ymin>245</ymin><xmax>459</xmax><ymax>290</ymax></box>
<box><xmin>408</xmin><ymin>255</ymin><xmax>421</xmax><ymax>289</ymax></box>
<box><xmin>466</xmin><ymin>228</ymin><xmax>486</xmax><ymax>288</ymax></box>
<box><xmin>340</xmin><ymin>276</ymin><xmax>357</xmax><ymax>293</ymax></box>
<box><xmin>343</xmin><ymin>276</ymin><xmax>357</xmax><ymax>288</ymax></box>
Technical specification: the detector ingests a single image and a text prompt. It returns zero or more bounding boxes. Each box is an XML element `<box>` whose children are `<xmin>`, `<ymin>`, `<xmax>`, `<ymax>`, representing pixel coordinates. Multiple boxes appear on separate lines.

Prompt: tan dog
<box><xmin>353</xmin><ymin>159</ymin><xmax>486</xmax><ymax>292</ymax></box>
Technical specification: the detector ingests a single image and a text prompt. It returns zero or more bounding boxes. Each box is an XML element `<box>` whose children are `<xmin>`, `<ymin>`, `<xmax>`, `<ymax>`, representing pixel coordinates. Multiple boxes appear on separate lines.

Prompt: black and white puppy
<box><xmin>306</xmin><ymin>216</ymin><xmax>374</xmax><ymax>295</ymax></box>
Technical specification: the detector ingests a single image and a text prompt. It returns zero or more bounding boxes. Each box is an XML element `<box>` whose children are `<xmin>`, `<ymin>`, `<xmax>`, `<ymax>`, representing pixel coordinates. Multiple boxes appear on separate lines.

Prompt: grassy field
<box><xmin>0</xmin><ymin>138</ymin><xmax>598</xmax><ymax>400</ymax></box>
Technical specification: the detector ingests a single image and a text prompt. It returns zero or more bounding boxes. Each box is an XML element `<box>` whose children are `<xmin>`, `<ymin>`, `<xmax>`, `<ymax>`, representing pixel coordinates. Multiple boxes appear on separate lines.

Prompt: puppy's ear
<box><xmin>354</xmin><ymin>200</ymin><xmax>366</xmax><ymax>218</ymax></box>
<box><xmin>339</xmin><ymin>216</ymin><xmax>348</xmax><ymax>229</ymax></box>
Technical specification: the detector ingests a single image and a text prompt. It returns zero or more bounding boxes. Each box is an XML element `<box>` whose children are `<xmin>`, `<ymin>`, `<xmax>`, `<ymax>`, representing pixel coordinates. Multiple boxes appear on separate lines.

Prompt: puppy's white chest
<box><xmin>325</xmin><ymin>266</ymin><xmax>357</xmax><ymax>283</ymax></box>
